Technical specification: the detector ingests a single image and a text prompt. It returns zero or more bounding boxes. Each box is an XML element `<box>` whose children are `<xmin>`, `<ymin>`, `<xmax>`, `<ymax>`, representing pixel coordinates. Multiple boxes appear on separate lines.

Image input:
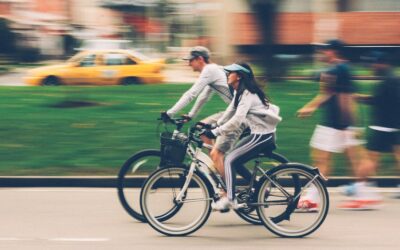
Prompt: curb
<box><xmin>0</xmin><ymin>176</ymin><xmax>398</xmax><ymax>188</ymax></box>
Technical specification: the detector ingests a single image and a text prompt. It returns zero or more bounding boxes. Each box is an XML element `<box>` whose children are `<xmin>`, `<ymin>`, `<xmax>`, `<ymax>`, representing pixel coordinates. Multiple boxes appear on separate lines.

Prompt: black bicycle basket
<box><xmin>160</xmin><ymin>131</ymin><xmax>189</xmax><ymax>165</ymax></box>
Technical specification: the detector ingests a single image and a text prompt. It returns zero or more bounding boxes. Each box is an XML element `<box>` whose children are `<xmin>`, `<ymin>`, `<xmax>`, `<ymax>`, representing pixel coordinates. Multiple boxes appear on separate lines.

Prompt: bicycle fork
<box><xmin>174</xmin><ymin>162</ymin><xmax>222</xmax><ymax>204</ymax></box>
<box><xmin>174</xmin><ymin>163</ymin><xmax>196</xmax><ymax>203</ymax></box>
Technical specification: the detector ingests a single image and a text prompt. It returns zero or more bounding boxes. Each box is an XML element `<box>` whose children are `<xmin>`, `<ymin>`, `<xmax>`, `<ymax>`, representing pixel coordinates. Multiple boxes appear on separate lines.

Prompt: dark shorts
<box><xmin>366</xmin><ymin>128</ymin><xmax>400</xmax><ymax>153</ymax></box>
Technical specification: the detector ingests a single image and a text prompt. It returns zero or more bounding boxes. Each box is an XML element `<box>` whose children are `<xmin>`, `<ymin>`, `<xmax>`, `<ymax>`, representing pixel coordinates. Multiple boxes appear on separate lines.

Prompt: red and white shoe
<box><xmin>338</xmin><ymin>199</ymin><xmax>383</xmax><ymax>210</ymax></box>
<box><xmin>296</xmin><ymin>199</ymin><xmax>318</xmax><ymax>213</ymax></box>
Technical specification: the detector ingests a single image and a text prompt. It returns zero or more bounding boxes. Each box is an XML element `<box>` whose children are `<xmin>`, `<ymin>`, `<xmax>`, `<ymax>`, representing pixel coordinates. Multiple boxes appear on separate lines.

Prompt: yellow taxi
<box><xmin>25</xmin><ymin>50</ymin><xmax>165</xmax><ymax>86</ymax></box>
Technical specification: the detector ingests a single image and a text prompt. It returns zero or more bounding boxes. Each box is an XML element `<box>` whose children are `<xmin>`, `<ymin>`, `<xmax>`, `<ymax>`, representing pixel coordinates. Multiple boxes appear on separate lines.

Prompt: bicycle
<box><xmin>117</xmin><ymin>118</ymin><xmax>289</xmax><ymax>224</ymax></box>
<box><xmin>140</xmin><ymin>118</ymin><xmax>330</xmax><ymax>237</ymax></box>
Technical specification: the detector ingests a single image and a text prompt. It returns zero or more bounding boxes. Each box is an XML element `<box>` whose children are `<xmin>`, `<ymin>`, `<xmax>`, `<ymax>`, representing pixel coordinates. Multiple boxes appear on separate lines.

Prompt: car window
<box><xmin>103</xmin><ymin>53</ymin><xmax>136</xmax><ymax>66</ymax></box>
<box><xmin>79</xmin><ymin>54</ymin><xmax>97</xmax><ymax>67</ymax></box>
<box><xmin>128</xmin><ymin>50</ymin><xmax>150</xmax><ymax>61</ymax></box>
<box><xmin>67</xmin><ymin>53</ymin><xmax>84</xmax><ymax>63</ymax></box>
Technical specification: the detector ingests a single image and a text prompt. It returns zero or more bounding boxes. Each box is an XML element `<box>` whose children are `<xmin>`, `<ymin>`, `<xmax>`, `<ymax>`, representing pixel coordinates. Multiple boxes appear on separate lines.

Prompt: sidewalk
<box><xmin>1</xmin><ymin>176</ymin><xmax>398</xmax><ymax>188</ymax></box>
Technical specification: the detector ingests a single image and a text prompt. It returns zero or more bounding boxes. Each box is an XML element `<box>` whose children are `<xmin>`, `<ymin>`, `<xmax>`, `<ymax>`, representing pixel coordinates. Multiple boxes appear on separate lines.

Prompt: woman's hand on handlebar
<box><xmin>200</xmin><ymin>129</ymin><xmax>217</xmax><ymax>139</ymax></box>
<box><xmin>195</xmin><ymin>122</ymin><xmax>217</xmax><ymax>130</ymax></box>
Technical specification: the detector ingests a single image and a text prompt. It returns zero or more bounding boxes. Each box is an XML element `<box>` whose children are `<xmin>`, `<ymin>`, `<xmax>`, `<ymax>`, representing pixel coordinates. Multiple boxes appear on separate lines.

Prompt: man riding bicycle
<box><xmin>162</xmin><ymin>46</ymin><xmax>246</xmax><ymax>178</ymax></box>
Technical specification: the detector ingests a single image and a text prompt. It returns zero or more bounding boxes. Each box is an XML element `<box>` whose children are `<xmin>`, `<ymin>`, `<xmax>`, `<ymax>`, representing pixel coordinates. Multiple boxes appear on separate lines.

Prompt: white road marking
<box><xmin>9</xmin><ymin>189</ymin><xmax>116</xmax><ymax>192</ymax></box>
<box><xmin>0</xmin><ymin>237</ymin><xmax>110</xmax><ymax>242</ymax></box>
<box><xmin>49</xmin><ymin>238</ymin><xmax>110</xmax><ymax>242</ymax></box>
<box><xmin>0</xmin><ymin>237</ymin><xmax>33</xmax><ymax>241</ymax></box>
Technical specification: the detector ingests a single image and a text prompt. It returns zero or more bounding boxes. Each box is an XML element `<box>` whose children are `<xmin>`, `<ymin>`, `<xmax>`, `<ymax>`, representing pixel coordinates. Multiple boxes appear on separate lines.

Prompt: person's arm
<box><xmin>167</xmin><ymin>67</ymin><xmax>211</xmax><ymax>117</ymax></box>
<box><xmin>187</xmin><ymin>86</ymin><xmax>214</xmax><ymax>118</ymax></box>
<box><xmin>213</xmin><ymin>92</ymin><xmax>252</xmax><ymax>136</ymax></box>
<box><xmin>216</xmin><ymin>97</ymin><xmax>236</xmax><ymax>126</ymax></box>
<box><xmin>297</xmin><ymin>78</ymin><xmax>333</xmax><ymax>118</ymax></box>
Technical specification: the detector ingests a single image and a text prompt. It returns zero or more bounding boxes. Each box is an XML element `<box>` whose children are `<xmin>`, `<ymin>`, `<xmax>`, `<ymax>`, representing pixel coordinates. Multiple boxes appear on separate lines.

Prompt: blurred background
<box><xmin>0</xmin><ymin>0</ymin><xmax>399</xmax><ymax>175</ymax></box>
<box><xmin>0</xmin><ymin>0</ymin><xmax>399</xmax><ymax>73</ymax></box>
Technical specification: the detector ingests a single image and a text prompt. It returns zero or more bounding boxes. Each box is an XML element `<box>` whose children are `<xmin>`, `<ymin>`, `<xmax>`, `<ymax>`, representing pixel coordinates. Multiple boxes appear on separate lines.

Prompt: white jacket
<box><xmin>212</xmin><ymin>90</ymin><xmax>281</xmax><ymax>136</ymax></box>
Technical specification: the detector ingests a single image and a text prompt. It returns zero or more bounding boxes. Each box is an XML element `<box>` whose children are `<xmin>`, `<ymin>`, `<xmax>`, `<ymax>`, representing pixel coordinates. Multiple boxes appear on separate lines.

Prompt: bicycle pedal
<box><xmin>212</xmin><ymin>207</ymin><xmax>230</xmax><ymax>213</ymax></box>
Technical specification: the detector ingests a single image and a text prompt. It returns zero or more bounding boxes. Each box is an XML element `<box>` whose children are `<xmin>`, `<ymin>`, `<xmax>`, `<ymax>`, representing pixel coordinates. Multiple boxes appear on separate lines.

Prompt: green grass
<box><xmin>0</xmin><ymin>81</ymin><xmax>397</xmax><ymax>176</ymax></box>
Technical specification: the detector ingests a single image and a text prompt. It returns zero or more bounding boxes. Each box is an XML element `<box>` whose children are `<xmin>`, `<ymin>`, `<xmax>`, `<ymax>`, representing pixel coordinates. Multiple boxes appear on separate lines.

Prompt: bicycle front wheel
<box><xmin>118</xmin><ymin>149</ymin><xmax>176</xmax><ymax>222</ymax></box>
<box><xmin>257</xmin><ymin>164</ymin><xmax>329</xmax><ymax>238</ymax></box>
<box><xmin>140</xmin><ymin>167</ymin><xmax>212</xmax><ymax>236</ymax></box>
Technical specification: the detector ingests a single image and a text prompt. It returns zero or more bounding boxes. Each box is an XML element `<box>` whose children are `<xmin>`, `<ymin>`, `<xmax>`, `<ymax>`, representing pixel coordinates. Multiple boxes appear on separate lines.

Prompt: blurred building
<box><xmin>227</xmin><ymin>0</ymin><xmax>400</xmax><ymax>46</ymax></box>
<box><xmin>1</xmin><ymin>0</ymin><xmax>399</xmax><ymax>62</ymax></box>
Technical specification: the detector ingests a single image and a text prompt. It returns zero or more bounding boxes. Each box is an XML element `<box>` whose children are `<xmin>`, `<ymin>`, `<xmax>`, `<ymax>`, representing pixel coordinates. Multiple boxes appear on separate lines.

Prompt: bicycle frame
<box><xmin>165</xmin><ymin>120</ymin><xmax>318</xmax><ymax>208</ymax></box>
<box><xmin>174</xmin><ymin>140</ymin><xmax>262</xmax><ymax>204</ymax></box>
<box><xmin>175</xmin><ymin>142</ymin><xmax>221</xmax><ymax>202</ymax></box>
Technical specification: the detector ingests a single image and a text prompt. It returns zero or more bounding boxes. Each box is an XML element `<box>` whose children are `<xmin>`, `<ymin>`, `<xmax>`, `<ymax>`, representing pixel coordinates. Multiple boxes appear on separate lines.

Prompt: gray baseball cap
<box><xmin>182</xmin><ymin>46</ymin><xmax>210</xmax><ymax>60</ymax></box>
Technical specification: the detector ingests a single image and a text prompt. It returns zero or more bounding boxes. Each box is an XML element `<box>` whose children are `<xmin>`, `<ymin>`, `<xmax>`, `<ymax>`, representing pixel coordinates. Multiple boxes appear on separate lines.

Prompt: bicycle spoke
<box><xmin>257</xmin><ymin>167</ymin><xmax>329</xmax><ymax>238</ymax></box>
<box><xmin>141</xmin><ymin>167</ymin><xmax>211</xmax><ymax>236</ymax></box>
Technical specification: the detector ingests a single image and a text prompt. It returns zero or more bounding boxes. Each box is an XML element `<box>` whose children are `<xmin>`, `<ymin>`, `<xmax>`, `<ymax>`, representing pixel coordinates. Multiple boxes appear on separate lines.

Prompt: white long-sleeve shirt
<box><xmin>212</xmin><ymin>90</ymin><xmax>282</xmax><ymax>136</ymax></box>
<box><xmin>167</xmin><ymin>64</ymin><xmax>232</xmax><ymax>118</ymax></box>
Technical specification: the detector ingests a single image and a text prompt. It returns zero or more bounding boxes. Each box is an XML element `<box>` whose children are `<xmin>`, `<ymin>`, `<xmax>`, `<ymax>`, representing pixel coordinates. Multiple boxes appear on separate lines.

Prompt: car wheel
<box><xmin>122</xmin><ymin>77</ymin><xmax>140</xmax><ymax>85</ymax></box>
<box><xmin>42</xmin><ymin>76</ymin><xmax>61</xmax><ymax>86</ymax></box>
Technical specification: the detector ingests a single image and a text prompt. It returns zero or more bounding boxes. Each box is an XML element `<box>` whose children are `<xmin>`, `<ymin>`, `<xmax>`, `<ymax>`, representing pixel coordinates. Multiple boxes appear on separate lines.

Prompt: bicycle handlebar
<box><xmin>158</xmin><ymin>117</ymin><xmax>213</xmax><ymax>148</ymax></box>
<box><xmin>157</xmin><ymin>116</ymin><xmax>186</xmax><ymax>131</ymax></box>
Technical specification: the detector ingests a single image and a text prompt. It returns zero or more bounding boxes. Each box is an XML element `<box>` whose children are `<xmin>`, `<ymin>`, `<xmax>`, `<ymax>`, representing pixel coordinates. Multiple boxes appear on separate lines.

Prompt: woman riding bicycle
<box><xmin>202</xmin><ymin>62</ymin><xmax>282</xmax><ymax>211</ymax></box>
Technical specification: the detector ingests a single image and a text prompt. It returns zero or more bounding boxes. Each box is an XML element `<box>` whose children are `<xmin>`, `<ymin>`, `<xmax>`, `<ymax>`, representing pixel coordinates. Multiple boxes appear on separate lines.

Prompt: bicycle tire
<box><xmin>256</xmin><ymin>164</ymin><xmax>329</xmax><ymax>238</ymax></box>
<box><xmin>140</xmin><ymin>166</ymin><xmax>213</xmax><ymax>236</ymax></box>
<box><xmin>117</xmin><ymin>149</ymin><xmax>183</xmax><ymax>222</ymax></box>
<box><xmin>234</xmin><ymin>151</ymin><xmax>291</xmax><ymax>225</ymax></box>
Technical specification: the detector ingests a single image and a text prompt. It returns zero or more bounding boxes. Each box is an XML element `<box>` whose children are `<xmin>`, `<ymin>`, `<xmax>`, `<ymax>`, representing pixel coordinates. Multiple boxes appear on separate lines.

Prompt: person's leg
<box><xmin>338</xmin><ymin>128</ymin><xmax>382</xmax><ymax>209</ymax></box>
<box><xmin>344</xmin><ymin>145</ymin><xmax>374</xmax><ymax>183</ymax></box>
<box><xmin>299</xmin><ymin>147</ymin><xmax>331</xmax><ymax>208</ymax></box>
<box><xmin>211</xmin><ymin>124</ymin><xmax>245</xmax><ymax>180</ymax></box>
<box><xmin>299</xmin><ymin>125</ymin><xmax>336</xmax><ymax>210</ymax></box>
<box><xmin>225</xmin><ymin>134</ymin><xmax>274</xmax><ymax>202</ymax></box>
<box><xmin>210</xmin><ymin>148</ymin><xmax>225</xmax><ymax>179</ymax></box>
<box><xmin>311</xmin><ymin>148</ymin><xmax>332</xmax><ymax>178</ymax></box>
<box><xmin>309</xmin><ymin>125</ymin><xmax>342</xmax><ymax>178</ymax></box>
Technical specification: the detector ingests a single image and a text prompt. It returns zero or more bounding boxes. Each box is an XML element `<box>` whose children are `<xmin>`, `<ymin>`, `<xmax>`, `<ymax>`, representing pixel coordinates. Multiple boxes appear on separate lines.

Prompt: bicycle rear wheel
<box><xmin>140</xmin><ymin>167</ymin><xmax>212</xmax><ymax>236</ymax></box>
<box><xmin>256</xmin><ymin>164</ymin><xmax>329</xmax><ymax>238</ymax></box>
<box><xmin>234</xmin><ymin>152</ymin><xmax>290</xmax><ymax>225</ymax></box>
<box><xmin>117</xmin><ymin>149</ymin><xmax>182</xmax><ymax>222</ymax></box>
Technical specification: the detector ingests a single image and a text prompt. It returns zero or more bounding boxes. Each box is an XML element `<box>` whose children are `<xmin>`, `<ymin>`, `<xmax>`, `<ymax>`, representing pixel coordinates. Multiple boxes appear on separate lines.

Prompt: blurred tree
<box><xmin>247</xmin><ymin>0</ymin><xmax>280</xmax><ymax>79</ymax></box>
<box><xmin>0</xmin><ymin>18</ymin><xmax>16</xmax><ymax>55</ymax></box>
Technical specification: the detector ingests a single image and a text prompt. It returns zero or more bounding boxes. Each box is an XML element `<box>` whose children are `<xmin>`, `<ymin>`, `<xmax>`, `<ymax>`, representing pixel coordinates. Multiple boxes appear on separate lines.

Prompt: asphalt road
<box><xmin>0</xmin><ymin>188</ymin><xmax>399</xmax><ymax>250</ymax></box>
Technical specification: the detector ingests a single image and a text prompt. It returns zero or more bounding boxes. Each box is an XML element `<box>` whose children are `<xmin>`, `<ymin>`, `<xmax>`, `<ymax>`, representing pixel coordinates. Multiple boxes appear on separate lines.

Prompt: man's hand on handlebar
<box><xmin>160</xmin><ymin>111</ymin><xmax>172</xmax><ymax>123</ymax></box>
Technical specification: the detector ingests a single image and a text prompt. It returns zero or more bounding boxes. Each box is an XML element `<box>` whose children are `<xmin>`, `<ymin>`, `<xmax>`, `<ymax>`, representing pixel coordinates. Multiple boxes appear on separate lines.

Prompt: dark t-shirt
<box><xmin>370</xmin><ymin>72</ymin><xmax>400</xmax><ymax>129</ymax></box>
<box><xmin>320</xmin><ymin>63</ymin><xmax>356</xmax><ymax>130</ymax></box>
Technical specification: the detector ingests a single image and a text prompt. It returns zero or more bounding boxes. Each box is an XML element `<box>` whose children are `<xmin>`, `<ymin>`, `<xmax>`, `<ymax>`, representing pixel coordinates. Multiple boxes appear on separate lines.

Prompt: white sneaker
<box><xmin>392</xmin><ymin>184</ymin><xmax>400</xmax><ymax>199</ymax></box>
<box><xmin>339</xmin><ymin>183</ymin><xmax>357</xmax><ymax>197</ymax></box>
<box><xmin>212</xmin><ymin>197</ymin><xmax>230</xmax><ymax>212</ymax></box>
<box><xmin>212</xmin><ymin>197</ymin><xmax>246</xmax><ymax>212</ymax></box>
